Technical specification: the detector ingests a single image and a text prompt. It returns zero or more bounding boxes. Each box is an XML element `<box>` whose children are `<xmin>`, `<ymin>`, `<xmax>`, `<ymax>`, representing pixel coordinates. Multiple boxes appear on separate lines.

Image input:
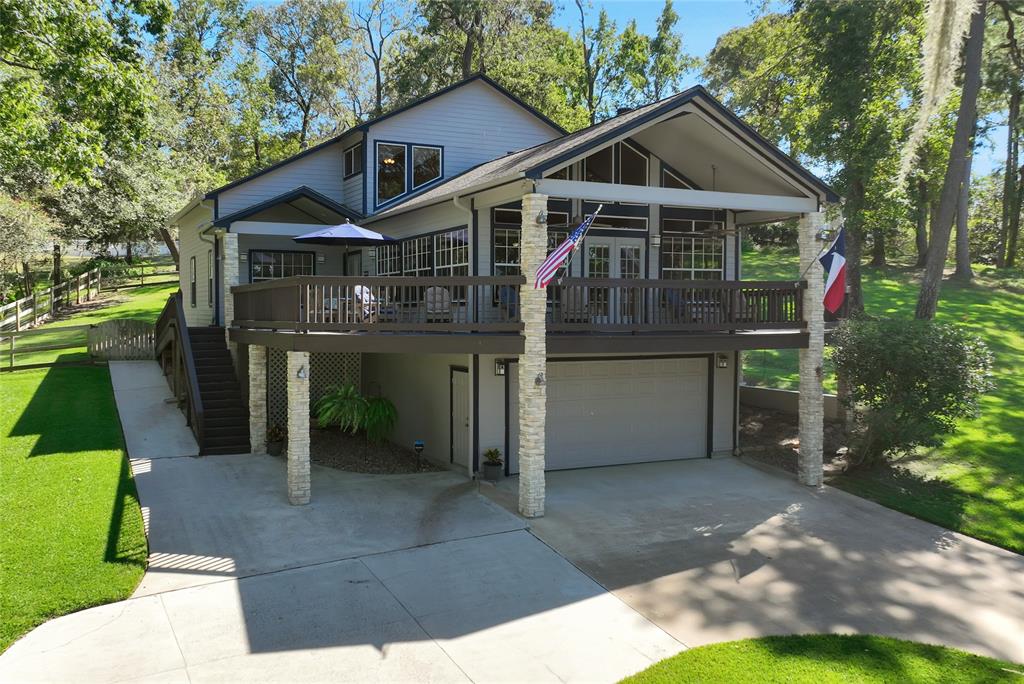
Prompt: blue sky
<box><xmin>551</xmin><ymin>0</ymin><xmax>1003</xmax><ymax>176</ymax></box>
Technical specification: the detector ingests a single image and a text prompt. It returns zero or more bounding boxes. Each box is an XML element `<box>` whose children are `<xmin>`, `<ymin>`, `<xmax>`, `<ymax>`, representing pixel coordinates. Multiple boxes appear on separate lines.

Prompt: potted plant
<box><xmin>482</xmin><ymin>448</ymin><xmax>503</xmax><ymax>482</ymax></box>
<box><xmin>266</xmin><ymin>424</ymin><xmax>286</xmax><ymax>456</ymax></box>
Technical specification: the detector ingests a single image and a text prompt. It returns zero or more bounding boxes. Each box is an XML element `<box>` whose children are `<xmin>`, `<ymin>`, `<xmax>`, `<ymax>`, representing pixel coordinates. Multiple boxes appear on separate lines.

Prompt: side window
<box><xmin>412</xmin><ymin>145</ymin><xmax>442</xmax><ymax>188</ymax></box>
<box><xmin>344</xmin><ymin>143</ymin><xmax>362</xmax><ymax>178</ymax></box>
<box><xmin>189</xmin><ymin>256</ymin><xmax>196</xmax><ymax>308</ymax></box>
<box><xmin>376</xmin><ymin>143</ymin><xmax>406</xmax><ymax>205</ymax></box>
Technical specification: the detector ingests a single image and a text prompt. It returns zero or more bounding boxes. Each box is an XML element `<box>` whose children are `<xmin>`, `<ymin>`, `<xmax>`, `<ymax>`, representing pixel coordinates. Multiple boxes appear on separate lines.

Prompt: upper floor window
<box><xmin>344</xmin><ymin>143</ymin><xmax>362</xmax><ymax>178</ymax></box>
<box><xmin>413</xmin><ymin>145</ymin><xmax>442</xmax><ymax>188</ymax></box>
<box><xmin>582</xmin><ymin>141</ymin><xmax>648</xmax><ymax>186</ymax></box>
<box><xmin>662</xmin><ymin>168</ymin><xmax>691</xmax><ymax>189</ymax></box>
<box><xmin>377</xmin><ymin>143</ymin><xmax>406</xmax><ymax>205</ymax></box>
<box><xmin>189</xmin><ymin>256</ymin><xmax>196</xmax><ymax>308</ymax></box>
<box><xmin>375</xmin><ymin>141</ymin><xmax>444</xmax><ymax>208</ymax></box>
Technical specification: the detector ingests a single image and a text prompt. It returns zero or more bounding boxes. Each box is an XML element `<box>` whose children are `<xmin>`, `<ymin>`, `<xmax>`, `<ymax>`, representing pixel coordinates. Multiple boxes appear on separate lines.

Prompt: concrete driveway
<box><xmin>1</xmin><ymin>455</ymin><xmax>681</xmax><ymax>683</ymax></box>
<box><xmin>487</xmin><ymin>458</ymin><xmax>1024</xmax><ymax>663</ymax></box>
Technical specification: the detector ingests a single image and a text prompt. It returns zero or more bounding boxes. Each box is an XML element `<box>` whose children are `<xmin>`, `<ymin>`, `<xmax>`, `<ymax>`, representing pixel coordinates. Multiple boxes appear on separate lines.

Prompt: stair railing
<box><xmin>155</xmin><ymin>291</ymin><xmax>206</xmax><ymax>450</ymax></box>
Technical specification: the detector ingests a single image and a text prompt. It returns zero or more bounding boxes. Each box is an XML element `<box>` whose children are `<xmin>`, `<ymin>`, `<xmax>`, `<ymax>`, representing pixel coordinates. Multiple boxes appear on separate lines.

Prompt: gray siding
<box><xmin>366</xmin><ymin>79</ymin><xmax>560</xmax><ymax>212</ymax></box>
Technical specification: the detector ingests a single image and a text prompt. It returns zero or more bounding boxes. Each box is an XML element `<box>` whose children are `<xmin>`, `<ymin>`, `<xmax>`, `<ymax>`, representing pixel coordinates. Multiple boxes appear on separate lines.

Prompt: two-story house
<box><xmin>165</xmin><ymin>74</ymin><xmax>836</xmax><ymax>517</ymax></box>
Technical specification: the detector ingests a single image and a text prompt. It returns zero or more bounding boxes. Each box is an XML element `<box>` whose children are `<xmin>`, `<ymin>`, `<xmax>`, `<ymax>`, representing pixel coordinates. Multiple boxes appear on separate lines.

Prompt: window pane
<box><xmin>663</xmin><ymin>169</ymin><xmax>689</xmax><ymax>189</ymax></box>
<box><xmin>494</xmin><ymin>208</ymin><xmax>520</xmax><ymax>225</ymax></box>
<box><xmin>547</xmin><ymin>166</ymin><xmax>569</xmax><ymax>180</ymax></box>
<box><xmin>620</xmin><ymin>143</ymin><xmax>648</xmax><ymax>186</ymax></box>
<box><xmin>583</xmin><ymin>146</ymin><xmax>613</xmax><ymax>183</ymax></box>
<box><xmin>412</xmin><ymin>146</ymin><xmax>441</xmax><ymax>188</ymax></box>
<box><xmin>377</xmin><ymin>143</ymin><xmax>406</xmax><ymax>204</ymax></box>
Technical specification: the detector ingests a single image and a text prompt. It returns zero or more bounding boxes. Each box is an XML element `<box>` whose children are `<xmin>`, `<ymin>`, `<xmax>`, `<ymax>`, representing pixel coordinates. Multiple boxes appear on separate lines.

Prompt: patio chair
<box><xmin>424</xmin><ymin>286</ymin><xmax>452</xmax><ymax>323</ymax></box>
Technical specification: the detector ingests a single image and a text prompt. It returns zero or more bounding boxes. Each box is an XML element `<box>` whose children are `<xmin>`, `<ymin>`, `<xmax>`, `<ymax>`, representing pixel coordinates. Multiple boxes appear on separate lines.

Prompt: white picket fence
<box><xmin>0</xmin><ymin>269</ymin><xmax>102</xmax><ymax>333</ymax></box>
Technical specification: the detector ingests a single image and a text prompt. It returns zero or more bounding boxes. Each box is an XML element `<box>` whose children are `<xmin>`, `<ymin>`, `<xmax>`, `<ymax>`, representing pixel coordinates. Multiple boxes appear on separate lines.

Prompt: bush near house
<box><xmin>831</xmin><ymin>318</ymin><xmax>993</xmax><ymax>466</ymax></box>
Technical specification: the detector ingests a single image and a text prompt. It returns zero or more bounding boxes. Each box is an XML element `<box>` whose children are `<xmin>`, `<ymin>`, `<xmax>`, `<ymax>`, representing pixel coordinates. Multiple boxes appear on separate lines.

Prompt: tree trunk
<box><xmin>21</xmin><ymin>260</ymin><xmax>34</xmax><ymax>298</ymax></box>
<box><xmin>1008</xmin><ymin>163</ymin><xmax>1023</xmax><ymax>266</ymax></box>
<box><xmin>953</xmin><ymin>140</ymin><xmax>975</xmax><ymax>280</ymax></box>
<box><xmin>842</xmin><ymin>179</ymin><xmax>867</xmax><ymax>317</ymax></box>
<box><xmin>460</xmin><ymin>35</ymin><xmax>474</xmax><ymax>78</ymax></box>
<box><xmin>997</xmin><ymin>88</ymin><xmax>1019</xmax><ymax>267</ymax></box>
<box><xmin>52</xmin><ymin>243</ymin><xmax>62</xmax><ymax>285</ymax></box>
<box><xmin>158</xmin><ymin>227</ymin><xmax>180</xmax><ymax>266</ymax></box>
<box><xmin>915</xmin><ymin>178</ymin><xmax>929</xmax><ymax>267</ymax></box>
<box><xmin>916</xmin><ymin>2</ymin><xmax>986</xmax><ymax>319</ymax></box>
<box><xmin>125</xmin><ymin>243</ymin><xmax>133</xmax><ymax>264</ymax></box>
<box><xmin>870</xmin><ymin>229</ymin><xmax>886</xmax><ymax>266</ymax></box>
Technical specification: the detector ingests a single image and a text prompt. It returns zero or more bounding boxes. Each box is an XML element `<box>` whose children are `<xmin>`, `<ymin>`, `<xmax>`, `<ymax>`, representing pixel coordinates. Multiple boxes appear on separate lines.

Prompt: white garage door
<box><xmin>509</xmin><ymin>357</ymin><xmax>708</xmax><ymax>473</ymax></box>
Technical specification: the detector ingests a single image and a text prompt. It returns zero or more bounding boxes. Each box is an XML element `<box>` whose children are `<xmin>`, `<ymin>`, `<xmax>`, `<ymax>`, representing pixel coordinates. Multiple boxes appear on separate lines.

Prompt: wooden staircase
<box><xmin>188</xmin><ymin>327</ymin><xmax>251</xmax><ymax>455</ymax></box>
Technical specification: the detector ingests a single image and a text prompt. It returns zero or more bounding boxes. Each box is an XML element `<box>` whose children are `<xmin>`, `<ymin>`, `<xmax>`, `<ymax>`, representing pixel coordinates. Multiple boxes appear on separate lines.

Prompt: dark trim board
<box><xmin>503</xmin><ymin>353</ymin><xmax>716</xmax><ymax>472</ymax></box>
<box><xmin>472</xmin><ymin>355</ymin><xmax>480</xmax><ymax>473</ymax></box>
<box><xmin>214</xmin><ymin>186</ymin><xmax>362</xmax><ymax>227</ymax></box>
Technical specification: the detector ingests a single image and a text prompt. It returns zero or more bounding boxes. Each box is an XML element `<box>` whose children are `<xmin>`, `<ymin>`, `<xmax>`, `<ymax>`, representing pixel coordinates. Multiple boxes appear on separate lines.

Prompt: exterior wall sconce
<box><xmin>368</xmin><ymin>247</ymin><xmax>377</xmax><ymax>259</ymax></box>
<box><xmin>536</xmin><ymin>211</ymin><xmax>548</xmax><ymax>225</ymax></box>
<box><xmin>716</xmin><ymin>354</ymin><xmax>729</xmax><ymax>369</ymax></box>
<box><xmin>296</xmin><ymin>365</ymin><xmax>308</xmax><ymax>379</ymax></box>
<box><xmin>317</xmin><ymin>253</ymin><xmax>326</xmax><ymax>263</ymax></box>
<box><xmin>495</xmin><ymin>360</ymin><xmax>506</xmax><ymax>376</ymax></box>
<box><xmin>650</xmin><ymin>234</ymin><xmax>662</xmax><ymax>248</ymax></box>
<box><xmin>535</xmin><ymin>371</ymin><xmax>546</xmax><ymax>386</ymax></box>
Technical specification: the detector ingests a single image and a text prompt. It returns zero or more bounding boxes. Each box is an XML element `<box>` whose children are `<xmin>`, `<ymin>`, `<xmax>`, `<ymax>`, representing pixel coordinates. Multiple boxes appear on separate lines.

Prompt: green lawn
<box><xmin>3</xmin><ymin>283</ymin><xmax>177</xmax><ymax>368</ymax></box>
<box><xmin>744</xmin><ymin>246</ymin><xmax>1024</xmax><ymax>554</ymax></box>
<box><xmin>623</xmin><ymin>635</ymin><xmax>1022</xmax><ymax>683</ymax></box>
<box><xmin>0</xmin><ymin>283</ymin><xmax>175</xmax><ymax>652</ymax></box>
<box><xmin>0</xmin><ymin>366</ymin><xmax>147</xmax><ymax>652</ymax></box>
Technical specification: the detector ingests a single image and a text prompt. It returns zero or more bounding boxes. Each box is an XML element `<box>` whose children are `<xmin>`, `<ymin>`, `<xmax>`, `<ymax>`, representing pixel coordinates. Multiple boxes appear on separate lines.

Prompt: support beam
<box><xmin>248</xmin><ymin>344</ymin><xmax>268</xmax><ymax>454</ymax></box>
<box><xmin>518</xmin><ymin>192</ymin><xmax>548</xmax><ymax>518</ymax></box>
<box><xmin>797</xmin><ymin>212</ymin><xmax>825</xmax><ymax>486</ymax></box>
<box><xmin>221</xmin><ymin>232</ymin><xmax>239</xmax><ymax>351</ymax></box>
<box><xmin>534</xmin><ymin>179</ymin><xmax>819</xmax><ymax>214</ymax></box>
<box><xmin>286</xmin><ymin>350</ymin><xmax>311</xmax><ymax>505</ymax></box>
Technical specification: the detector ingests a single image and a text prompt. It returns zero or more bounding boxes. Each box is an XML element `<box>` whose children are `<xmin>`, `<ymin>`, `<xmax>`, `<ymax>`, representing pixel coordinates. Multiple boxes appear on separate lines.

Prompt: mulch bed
<box><xmin>303</xmin><ymin>428</ymin><xmax>444</xmax><ymax>474</ymax></box>
<box><xmin>738</xmin><ymin>404</ymin><xmax>850</xmax><ymax>476</ymax></box>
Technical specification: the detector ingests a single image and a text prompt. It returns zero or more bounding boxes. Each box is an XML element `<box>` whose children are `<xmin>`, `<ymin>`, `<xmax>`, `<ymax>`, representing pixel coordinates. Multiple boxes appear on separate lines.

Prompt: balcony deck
<box><xmin>230</xmin><ymin>276</ymin><xmax>808</xmax><ymax>354</ymax></box>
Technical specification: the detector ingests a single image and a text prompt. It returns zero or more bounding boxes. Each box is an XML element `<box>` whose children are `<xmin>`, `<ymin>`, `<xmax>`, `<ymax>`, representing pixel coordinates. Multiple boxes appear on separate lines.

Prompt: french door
<box><xmin>585</xmin><ymin>237</ymin><xmax>645</xmax><ymax>323</ymax></box>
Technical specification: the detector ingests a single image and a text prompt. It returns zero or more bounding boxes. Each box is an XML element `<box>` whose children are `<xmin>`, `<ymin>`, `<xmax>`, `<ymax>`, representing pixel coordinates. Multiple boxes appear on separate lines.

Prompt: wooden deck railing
<box><xmin>155</xmin><ymin>292</ymin><xmax>205</xmax><ymax>447</ymax></box>
<box><xmin>231</xmin><ymin>276</ymin><xmax>806</xmax><ymax>334</ymax></box>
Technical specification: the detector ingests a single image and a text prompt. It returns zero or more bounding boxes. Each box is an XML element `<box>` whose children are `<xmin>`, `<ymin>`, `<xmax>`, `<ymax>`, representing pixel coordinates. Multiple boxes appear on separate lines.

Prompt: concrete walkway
<box><xmin>487</xmin><ymin>459</ymin><xmax>1024</xmax><ymax>663</ymax></box>
<box><xmin>0</xmin><ymin>361</ymin><xmax>682</xmax><ymax>682</ymax></box>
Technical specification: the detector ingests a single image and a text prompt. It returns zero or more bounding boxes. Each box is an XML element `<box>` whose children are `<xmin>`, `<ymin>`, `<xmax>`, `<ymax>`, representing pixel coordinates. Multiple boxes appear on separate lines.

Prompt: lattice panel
<box><xmin>267</xmin><ymin>350</ymin><xmax>361</xmax><ymax>430</ymax></box>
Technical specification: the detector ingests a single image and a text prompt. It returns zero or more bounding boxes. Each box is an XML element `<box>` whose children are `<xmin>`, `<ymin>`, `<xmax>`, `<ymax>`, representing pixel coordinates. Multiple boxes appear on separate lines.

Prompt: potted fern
<box><xmin>315</xmin><ymin>383</ymin><xmax>398</xmax><ymax>444</ymax></box>
<box><xmin>482</xmin><ymin>448</ymin><xmax>503</xmax><ymax>482</ymax></box>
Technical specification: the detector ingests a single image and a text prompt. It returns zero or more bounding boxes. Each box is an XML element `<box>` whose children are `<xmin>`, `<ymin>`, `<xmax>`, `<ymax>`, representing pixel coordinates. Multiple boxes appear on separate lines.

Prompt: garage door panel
<box><xmin>509</xmin><ymin>358</ymin><xmax>708</xmax><ymax>473</ymax></box>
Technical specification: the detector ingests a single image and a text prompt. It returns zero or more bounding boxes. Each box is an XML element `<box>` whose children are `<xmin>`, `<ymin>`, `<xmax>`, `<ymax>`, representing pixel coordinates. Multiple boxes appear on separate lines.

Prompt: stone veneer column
<box><xmin>518</xmin><ymin>192</ymin><xmax>548</xmax><ymax>518</ymax></box>
<box><xmin>286</xmin><ymin>350</ymin><xmax>311</xmax><ymax>505</ymax></box>
<box><xmin>248</xmin><ymin>344</ymin><xmax>268</xmax><ymax>454</ymax></box>
<box><xmin>221</xmin><ymin>232</ymin><xmax>239</xmax><ymax>350</ymax></box>
<box><xmin>798</xmin><ymin>211</ymin><xmax>825</xmax><ymax>487</ymax></box>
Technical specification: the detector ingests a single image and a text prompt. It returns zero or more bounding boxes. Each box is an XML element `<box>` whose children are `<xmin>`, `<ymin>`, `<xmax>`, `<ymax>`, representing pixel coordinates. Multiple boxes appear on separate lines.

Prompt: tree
<box><xmin>615</xmin><ymin>0</ymin><xmax>697</xmax><ymax>107</ymax></box>
<box><xmin>0</xmin><ymin>0</ymin><xmax>171</xmax><ymax>185</ymax></box>
<box><xmin>244</xmin><ymin>0</ymin><xmax>357</xmax><ymax>148</ymax></box>
<box><xmin>0</xmin><ymin>193</ymin><xmax>57</xmax><ymax>301</ymax></box>
<box><xmin>352</xmin><ymin>0</ymin><xmax>410</xmax><ymax>116</ymax></box>
<box><xmin>917</xmin><ymin>2</ymin><xmax>987</xmax><ymax>319</ymax></box>
<box><xmin>832</xmin><ymin>318</ymin><xmax>992</xmax><ymax>466</ymax></box>
<box><xmin>575</xmin><ymin>1</ymin><xmax>620</xmax><ymax>124</ymax></box>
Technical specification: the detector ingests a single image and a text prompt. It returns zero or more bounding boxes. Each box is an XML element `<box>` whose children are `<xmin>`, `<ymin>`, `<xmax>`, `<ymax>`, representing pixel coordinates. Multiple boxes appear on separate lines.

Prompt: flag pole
<box><xmin>795</xmin><ymin>227</ymin><xmax>838</xmax><ymax>285</ymax></box>
<box><xmin>557</xmin><ymin>204</ymin><xmax>602</xmax><ymax>285</ymax></box>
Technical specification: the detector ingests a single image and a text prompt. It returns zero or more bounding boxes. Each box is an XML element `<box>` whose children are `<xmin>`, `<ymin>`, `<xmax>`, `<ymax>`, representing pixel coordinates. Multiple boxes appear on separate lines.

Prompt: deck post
<box><xmin>249</xmin><ymin>344</ymin><xmax>268</xmax><ymax>454</ymax></box>
<box><xmin>797</xmin><ymin>211</ymin><xmax>826</xmax><ymax>486</ymax></box>
<box><xmin>286</xmin><ymin>350</ymin><xmax>311</xmax><ymax>505</ymax></box>
<box><xmin>518</xmin><ymin>192</ymin><xmax>548</xmax><ymax>518</ymax></box>
<box><xmin>221</xmin><ymin>232</ymin><xmax>239</xmax><ymax>353</ymax></box>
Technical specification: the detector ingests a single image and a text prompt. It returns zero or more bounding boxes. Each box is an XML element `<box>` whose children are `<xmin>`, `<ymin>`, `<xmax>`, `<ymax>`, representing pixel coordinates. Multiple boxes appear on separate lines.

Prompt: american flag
<box><xmin>533</xmin><ymin>210</ymin><xmax>599</xmax><ymax>289</ymax></box>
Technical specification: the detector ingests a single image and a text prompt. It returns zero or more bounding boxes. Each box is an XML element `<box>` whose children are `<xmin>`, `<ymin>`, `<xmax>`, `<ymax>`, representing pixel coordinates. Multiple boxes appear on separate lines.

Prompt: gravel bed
<box><xmin>737</xmin><ymin>405</ymin><xmax>849</xmax><ymax>475</ymax></box>
<box><xmin>302</xmin><ymin>429</ymin><xmax>445</xmax><ymax>474</ymax></box>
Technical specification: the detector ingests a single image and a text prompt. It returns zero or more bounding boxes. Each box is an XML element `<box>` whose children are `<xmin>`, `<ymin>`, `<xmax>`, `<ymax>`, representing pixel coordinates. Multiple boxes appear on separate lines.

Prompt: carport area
<box><xmin>486</xmin><ymin>458</ymin><xmax>1024</xmax><ymax>663</ymax></box>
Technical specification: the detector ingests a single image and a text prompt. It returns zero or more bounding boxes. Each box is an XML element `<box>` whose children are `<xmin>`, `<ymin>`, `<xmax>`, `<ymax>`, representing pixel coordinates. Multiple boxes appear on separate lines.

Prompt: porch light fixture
<box><xmin>650</xmin><ymin>234</ymin><xmax>662</xmax><ymax>248</ymax></box>
<box><xmin>296</xmin><ymin>365</ymin><xmax>308</xmax><ymax>379</ymax></box>
<box><xmin>317</xmin><ymin>253</ymin><xmax>325</xmax><ymax>263</ymax></box>
<box><xmin>368</xmin><ymin>247</ymin><xmax>377</xmax><ymax>259</ymax></box>
<box><xmin>536</xmin><ymin>210</ymin><xmax>548</xmax><ymax>225</ymax></box>
<box><xmin>535</xmin><ymin>371</ymin><xmax>546</xmax><ymax>386</ymax></box>
<box><xmin>717</xmin><ymin>354</ymin><xmax>729</xmax><ymax>369</ymax></box>
<box><xmin>495</xmin><ymin>360</ymin><xmax>506</xmax><ymax>376</ymax></box>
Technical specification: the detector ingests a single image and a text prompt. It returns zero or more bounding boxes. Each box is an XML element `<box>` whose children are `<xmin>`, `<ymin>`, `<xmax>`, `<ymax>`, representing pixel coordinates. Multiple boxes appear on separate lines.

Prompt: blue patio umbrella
<box><xmin>293</xmin><ymin>222</ymin><xmax>396</xmax><ymax>247</ymax></box>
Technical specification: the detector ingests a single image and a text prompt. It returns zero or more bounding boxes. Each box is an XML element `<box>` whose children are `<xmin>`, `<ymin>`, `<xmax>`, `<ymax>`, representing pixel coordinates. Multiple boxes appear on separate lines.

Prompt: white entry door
<box><xmin>508</xmin><ymin>357</ymin><xmax>709</xmax><ymax>473</ymax></box>
<box><xmin>450</xmin><ymin>368</ymin><xmax>470</xmax><ymax>466</ymax></box>
<box><xmin>585</xmin><ymin>237</ymin><xmax>644</xmax><ymax>322</ymax></box>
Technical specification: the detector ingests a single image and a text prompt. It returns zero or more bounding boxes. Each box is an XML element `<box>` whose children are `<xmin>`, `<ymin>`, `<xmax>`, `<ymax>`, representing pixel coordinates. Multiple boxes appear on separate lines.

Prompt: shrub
<box><xmin>315</xmin><ymin>383</ymin><xmax>366</xmax><ymax>433</ymax></box>
<box><xmin>830</xmin><ymin>318</ymin><xmax>993</xmax><ymax>466</ymax></box>
<box><xmin>363</xmin><ymin>396</ymin><xmax>397</xmax><ymax>443</ymax></box>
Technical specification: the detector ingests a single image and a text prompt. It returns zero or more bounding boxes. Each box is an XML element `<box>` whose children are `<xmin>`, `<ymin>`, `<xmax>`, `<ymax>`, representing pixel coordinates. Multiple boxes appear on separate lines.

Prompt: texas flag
<box><xmin>818</xmin><ymin>228</ymin><xmax>846</xmax><ymax>314</ymax></box>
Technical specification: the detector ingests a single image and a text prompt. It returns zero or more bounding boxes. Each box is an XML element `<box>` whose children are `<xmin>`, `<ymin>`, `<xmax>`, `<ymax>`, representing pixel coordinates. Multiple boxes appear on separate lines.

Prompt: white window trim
<box><xmin>344</xmin><ymin>142</ymin><xmax>363</xmax><ymax>178</ymax></box>
<box><xmin>249</xmin><ymin>250</ymin><xmax>315</xmax><ymax>282</ymax></box>
<box><xmin>375</xmin><ymin>142</ymin><xmax>407</xmax><ymax>207</ymax></box>
<box><xmin>411</xmin><ymin>145</ymin><xmax>443</xmax><ymax>190</ymax></box>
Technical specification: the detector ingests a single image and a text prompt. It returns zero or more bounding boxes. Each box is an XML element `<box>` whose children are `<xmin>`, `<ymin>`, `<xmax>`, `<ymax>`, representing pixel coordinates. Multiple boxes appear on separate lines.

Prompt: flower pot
<box><xmin>482</xmin><ymin>461</ymin><xmax>503</xmax><ymax>482</ymax></box>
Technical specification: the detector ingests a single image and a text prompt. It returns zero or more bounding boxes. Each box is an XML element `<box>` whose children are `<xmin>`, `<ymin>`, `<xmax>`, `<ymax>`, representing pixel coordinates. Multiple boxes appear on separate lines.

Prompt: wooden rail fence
<box><xmin>2</xmin><ymin>319</ymin><xmax>155</xmax><ymax>372</ymax></box>
<box><xmin>0</xmin><ymin>268</ymin><xmax>102</xmax><ymax>333</ymax></box>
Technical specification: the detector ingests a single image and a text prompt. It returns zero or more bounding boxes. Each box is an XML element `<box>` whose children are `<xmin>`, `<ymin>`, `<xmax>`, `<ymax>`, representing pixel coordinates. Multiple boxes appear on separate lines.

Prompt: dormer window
<box><xmin>375</xmin><ymin>141</ymin><xmax>444</xmax><ymax>208</ymax></box>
